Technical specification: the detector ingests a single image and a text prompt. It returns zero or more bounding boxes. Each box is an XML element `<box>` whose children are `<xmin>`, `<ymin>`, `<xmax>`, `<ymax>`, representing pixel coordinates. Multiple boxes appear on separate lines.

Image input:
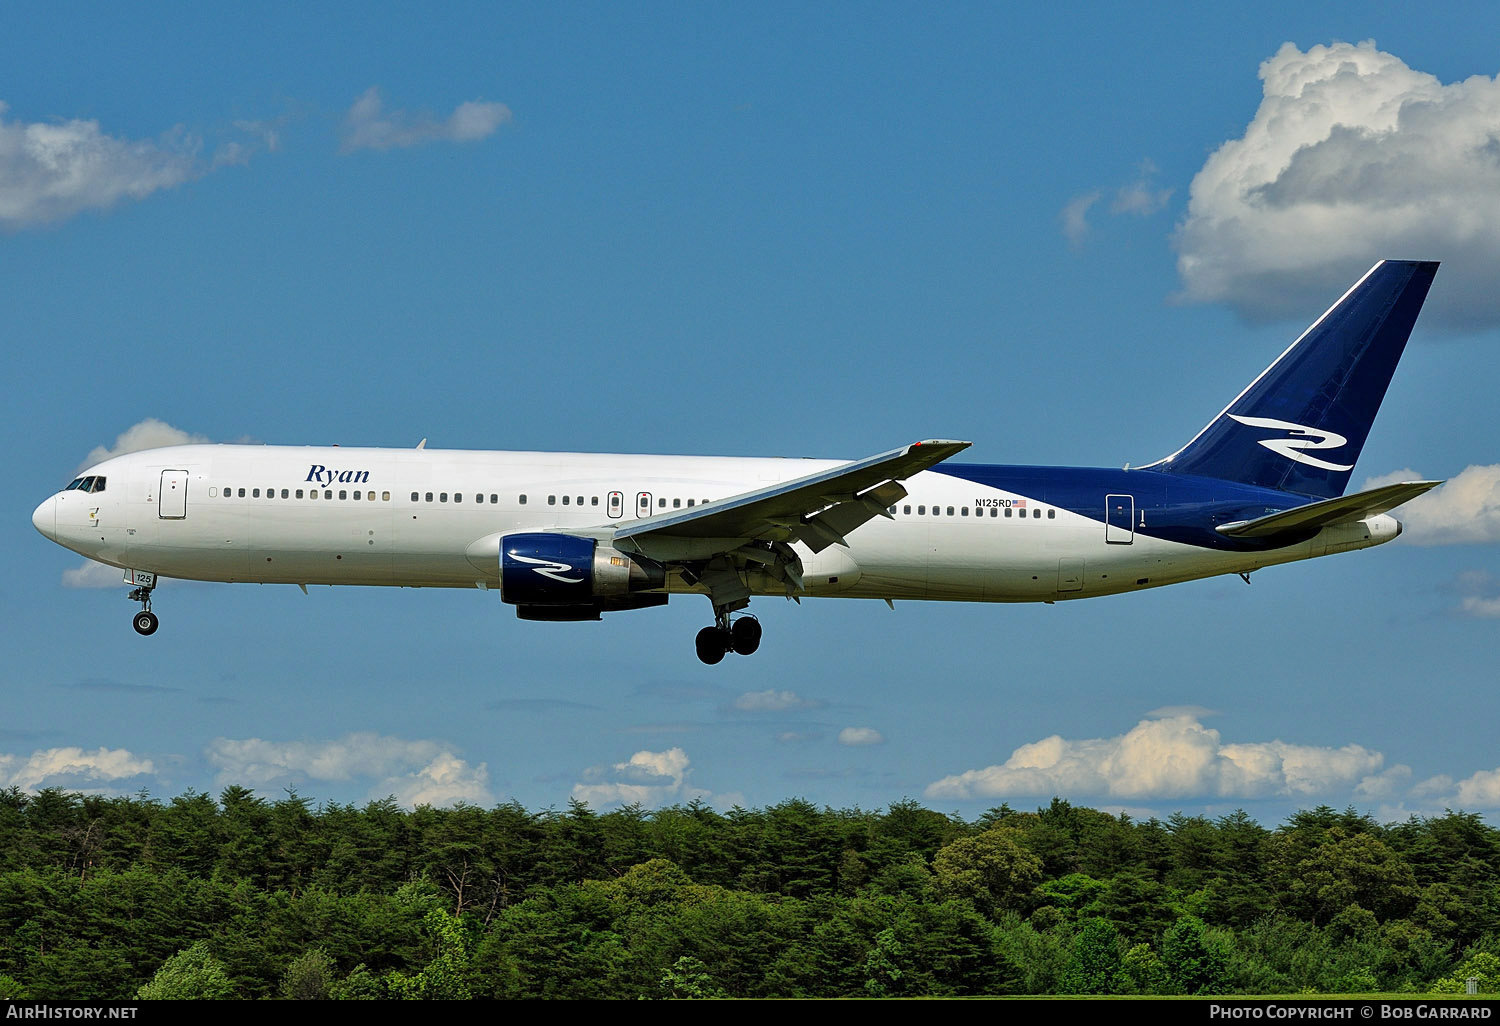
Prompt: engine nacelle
<box><xmin>499</xmin><ymin>533</ymin><xmax>664</xmax><ymax>607</ymax></box>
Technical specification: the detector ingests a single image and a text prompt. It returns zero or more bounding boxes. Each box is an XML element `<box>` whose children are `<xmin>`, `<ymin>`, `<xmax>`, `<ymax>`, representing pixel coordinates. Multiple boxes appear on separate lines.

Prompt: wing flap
<box><xmin>1216</xmin><ymin>480</ymin><xmax>1440</xmax><ymax>539</ymax></box>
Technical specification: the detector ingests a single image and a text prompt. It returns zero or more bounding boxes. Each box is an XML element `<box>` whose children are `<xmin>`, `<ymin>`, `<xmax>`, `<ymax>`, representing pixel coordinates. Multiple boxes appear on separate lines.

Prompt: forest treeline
<box><xmin>3</xmin><ymin>786</ymin><xmax>1500</xmax><ymax>999</ymax></box>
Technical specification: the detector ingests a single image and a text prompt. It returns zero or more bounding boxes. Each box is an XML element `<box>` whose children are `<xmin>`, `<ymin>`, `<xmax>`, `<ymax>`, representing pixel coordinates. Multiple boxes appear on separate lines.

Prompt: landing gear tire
<box><xmin>133</xmin><ymin>610</ymin><xmax>159</xmax><ymax>636</ymax></box>
<box><xmin>730</xmin><ymin>616</ymin><xmax>762</xmax><ymax>656</ymax></box>
<box><xmin>695</xmin><ymin>626</ymin><xmax>728</xmax><ymax>665</ymax></box>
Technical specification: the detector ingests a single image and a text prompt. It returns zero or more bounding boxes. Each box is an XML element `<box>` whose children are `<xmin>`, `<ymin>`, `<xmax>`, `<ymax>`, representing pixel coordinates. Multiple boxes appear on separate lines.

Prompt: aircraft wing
<box><xmin>1215</xmin><ymin>480</ymin><xmax>1441</xmax><ymax>540</ymax></box>
<box><xmin>611</xmin><ymin>439</ymin><xmax>971</xmax><ymax>562</ymax></box>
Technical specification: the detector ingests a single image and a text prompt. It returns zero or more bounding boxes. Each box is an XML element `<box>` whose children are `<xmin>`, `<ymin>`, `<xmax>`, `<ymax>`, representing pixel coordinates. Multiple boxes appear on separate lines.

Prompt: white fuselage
<box><xmin>33</xmin><ymin>443</ymin><xmax>1399</xmax><ymax>605</ymax></box>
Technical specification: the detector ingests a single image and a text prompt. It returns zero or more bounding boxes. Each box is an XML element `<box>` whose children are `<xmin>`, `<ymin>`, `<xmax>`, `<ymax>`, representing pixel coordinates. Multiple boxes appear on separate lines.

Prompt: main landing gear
<box><xmin>695</xmin><ymin>613</ymin><xmax>762</xmax><ymax>665</ymax></box>
<box><xmin>128</xmin><ymin>584</ymin><xmax>158</xmax><ymax>636</ymax></box>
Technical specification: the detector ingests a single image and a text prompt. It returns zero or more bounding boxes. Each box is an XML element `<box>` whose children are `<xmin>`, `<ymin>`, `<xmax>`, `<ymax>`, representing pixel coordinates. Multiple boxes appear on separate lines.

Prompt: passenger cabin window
<box><xmin>324</xmin><ymin>490</ymin><xmax>332</xmax><ymax>499</ymax></box>
<box><xmin>411</xmin><ymin>492</ymin><xmax>419</xmax><ymax>502</ymax></box>
<box><xmin>454</xmin><ymin>494</ymin><xmax>462</xmax><ymax>503</ymax></box>
<box><xmin>961</xmin><ymin>507</ymin><xmax>969</xmax><ymax>516</ymax></box>
<box><xmin>475</xmin><ymin>493</ymin><xmax>484</xmax><ymax>504</ymax></box>
<box><xmin>1004</xmin><ymin>507</ymin><xmax>1011</xmax><ymax>517</ymax></box>
<box><xmin>439</xmin><ymin>492</ymin><xmax>447</xmax><ymax>503</ymax></box>
<box><xmin>562</xmin><ymin>495</ymin><xmax>570</xmax><ymax>505</ymax></box>
<box><xmin>989</xmin><ymin>507</ymin><xmax>997</xmax><ymax>517</ymax></box>
<box><xmin>519</xmin><ymin>494</ymin><xmax>527</xmax><ymax>504</ymax></box>
<box><xmin>490</xmin><ymin>494</ymin><xmax>498</xmax><ymax>504</ymax></box>
<box><xmin>1048</xmin><ymin>509</ymin><xmax>1055</xmax><ymax>519</ymax></box>
<box><xmin>918</xmin><ymin>505</ymin><xmax>926</xmax><ymax>515</ymax></box>
<box><xmin>548</xmin><ymin>495</ymin><xmax>556</xmax><ymax>505</ymax></box>
<box><xmin>253</xmin><ymin>488</ymin><xmax>261</xmax><ymax>498</ymax></box>
<box><xmin>1033</xmin><ymin>508</ymin><xmax>1041</xmax><ymax>518</ymax></box>
<box><xmin>903</xmin><ymin>505</ymin><xmax>911</xmax><ymax>515</ymax></box>
<box><xmin>281</xmin><ymin>489</ymin><xmax>289</xmax><ymax>499</ymax></box>
<box><xmin>673</xmin><ymin>498</ymin><xmax>681</xmax><ymax>508</ymax></box>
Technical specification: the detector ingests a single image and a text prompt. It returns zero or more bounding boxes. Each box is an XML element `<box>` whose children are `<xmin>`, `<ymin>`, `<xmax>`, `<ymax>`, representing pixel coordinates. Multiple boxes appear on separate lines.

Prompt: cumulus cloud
<box><xmin>0</xmin><ymin>102</ymin><xmax>276</xmax><ymax>230</ymax></box>
<box><xmin>926</xmin><ymin>714</ymin><xmax>1385</xmax><ymax>801</ymax></box>
<box><xmin>1362</xmin><ymin>465</ymin><xmax>1500</xmax><ymax>544</ymax></box>
<box><xmin>571</xmin><ymin>746</ymin><xmax>703</xmax><ymax>808</ymax></box>
<box><xmin>838</xmin><ymin>727</ymin><xmax>886</xmax><ymax>746</ymax></box>
<box><xmin>206</xmin><ymin>732</ymin><xmax>491</xmax><ymax>807</ymax></box>
<box><xmin>0</xmin><ymin>746</ymin><xmax>155</xmax><ymax>791</ymax></box>
<box><xmin>82</xmin><ymin>417</ymin><xmax>210</xmax><ymax>470</ymax></box>
<box><xmin>340</xmin><ymin>87</ymin><xmax>512</xmax><ymax>153</ymax></box>
<box><xmin>1175</xmin><ymin>40</ymin><xmax>1500</xmax><ymax>328</ymax></box>
<box><xmin>0</xmin><ymin>101</ymin><xmax>199</xmax><ymax>228</ymax></box>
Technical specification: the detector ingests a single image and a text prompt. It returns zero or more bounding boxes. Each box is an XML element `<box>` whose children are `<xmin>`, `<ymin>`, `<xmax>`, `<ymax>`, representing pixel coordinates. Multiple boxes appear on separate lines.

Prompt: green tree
<box><xmin>1059</xmin><ymin>917</ymin><xmax>1122</xmax><ymax>994</ymax></box>
<box><xmin>384</xmin><ymin>907</ymin><xmax>475</xmax><ymax>1000</ymax></box>
<box><xmin>1431</xmin><ymin>951</ymin><xmax>1500</xmax><ymax>993</ymax></box>
<box><xmin>661</xmin><ymin>955</ymin><xmax>726</xmax><ymax>999</ymax></box>
<box><xmin>1161</xmin><ymin>914</ymin><xmax>1230</xmax><ymax>995</ymax></box>
<box><xmin>136</xmin><ymin>942</ymin><xmax>235</xmax><ymax>1000</ymax></box>
<box><xmin>931</xmin><ymin>827</ymin><xmax>1043</xmax><ymax>917</ymax></box>
<box><xmin>279</xmin><ymin>947</ymin><xmax>335</xmax><ymax>1000</ymax></box>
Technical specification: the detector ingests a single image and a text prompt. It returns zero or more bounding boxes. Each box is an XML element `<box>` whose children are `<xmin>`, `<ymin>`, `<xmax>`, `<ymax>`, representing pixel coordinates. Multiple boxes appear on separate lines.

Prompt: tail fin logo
<box><xmin>1227</xmin><ymin>415</ymin><xmax>1354</xmax><ymax>472</ymax></box>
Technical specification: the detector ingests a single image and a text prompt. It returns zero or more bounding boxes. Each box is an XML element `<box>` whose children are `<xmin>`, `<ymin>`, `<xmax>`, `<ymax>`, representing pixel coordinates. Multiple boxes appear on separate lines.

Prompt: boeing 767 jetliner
<box><xmin>34</xmin><ymin>260</ymin><xmax>1441</xmax><ymax>663</ymax></box>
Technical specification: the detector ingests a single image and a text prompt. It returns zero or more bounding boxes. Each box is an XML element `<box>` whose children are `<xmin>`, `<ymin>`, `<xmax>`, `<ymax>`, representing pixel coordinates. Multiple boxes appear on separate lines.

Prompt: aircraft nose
<box><xmin>32</xmin><ymin>495</ymin><xmax>56</xmax><ymax>541</ymax></box>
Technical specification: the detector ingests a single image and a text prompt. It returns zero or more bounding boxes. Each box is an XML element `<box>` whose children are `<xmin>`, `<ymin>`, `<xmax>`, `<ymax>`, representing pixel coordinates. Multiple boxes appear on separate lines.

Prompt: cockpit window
<box><xmin>65</xmin><ymin>478</ymin><xmax>84</xmax><ymax>490</ymax></box>
<box><xmin>65</xmin><ymin>476</ymin><xmax>106</xmax><ymax>493</ymax></box>
<box><xmin>88</xmin><ymin>477</ymin><xmax>105</xmax><ymax>493</ymax></box>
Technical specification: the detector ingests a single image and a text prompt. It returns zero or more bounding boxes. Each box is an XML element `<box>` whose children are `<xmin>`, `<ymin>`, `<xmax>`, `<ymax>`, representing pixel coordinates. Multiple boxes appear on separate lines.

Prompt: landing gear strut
<box><xmin>128</xmin><ymin>585</ymin><xmax>158</xmax><ymax>636</ymax></box>
<box><xmin>695</xmin><ymin>611</ymin><xmax>761</xmax><ymax>664</ymax></box>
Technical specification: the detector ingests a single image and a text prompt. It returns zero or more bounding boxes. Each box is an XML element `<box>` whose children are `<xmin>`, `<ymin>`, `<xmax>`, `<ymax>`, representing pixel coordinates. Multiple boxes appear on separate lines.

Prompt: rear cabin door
<box><xmin>159</xmin><ymin>470</ymin><xmax>188</xmax><ymax>519</ymax></box>
<box><xmin>1105</xmin><ymin>494</ymin><xmax>1134</xmax><ymax>544</ymax></box>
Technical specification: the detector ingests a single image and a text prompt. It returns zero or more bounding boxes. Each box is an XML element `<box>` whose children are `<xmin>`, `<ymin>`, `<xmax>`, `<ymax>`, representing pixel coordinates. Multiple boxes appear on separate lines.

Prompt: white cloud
<box><xmin>1443</xmin><ymin>571</ymin><xmax>1500</xmax><ymax>619</ymax></box>
<box><xmin>62</xmin><ymin>559</ymin><xmax>123</xmax><ymax>589</ymax></box>
<box><xmin>1060</xmin><ymin>190</ymin><xmax>1101</xmax><ymax>247</ymax></box>
<box><xmin>1174</xmin><ymin>40</ymin><xmax>1500</xmax><ymax>329</ymax></box>
<box><xmin>926</xmin><ymin>714</ymin><xmax>1384</xmax><ymax>801</ymax></box>
<box><xmin>83</xmin><ymin>417</ymin><xmax>210</xmax><ymax>470</ymax></box>
<box><xmin>1061</xmin><ymin>161</ymin><xmax>1172</xmax><ymax>248</ymax></box>
<box><xmin>1363</xmin><ymin>465</ymin><xmax>1500</xmax><ymax>545</ymax></box>
<box><xmin>571</xmin><ymin>746</ymin><xmax>694</xmax><ymax>808</ymax></box>
<box><xmin>734</xmin><ymin>689</ymin><xmax>818</xmax><ymax>712</ymax></box>
<box><xmin>0</xmin><ymin>745</ymin><xmax>155</xmax><ymax>791</ymax></box>
<box><xmin>380</xmin><ymin>751</ymin><xmax>493</xmax><ymax>808</ymax></box>
<box><xmin>206</xmin><ymin>732</ymin><xmax>491</xmax><ymax>807</ymax></box>
<box><xmin>0</xmin><ymin>101</ymin><xmax>202</xmax><ymax>228</ymax></box>
<box><xmin>1454</xmin><ymin>769</ymin><xmax>1500</xmax><ymax>807</ymax></box>
<box><xmin>340</xmin><ymin>87</ymin><xmax>512</xmax><ymax>153</ymax></box>
<box><xmin>1111</xmin><ymin>159</ymin><xmax>1173</xmax><ymax>215</ymax></box>
<box><xmin>838</xmin><ymin>726</ymin><xmax>885</xmax><ymax>746</ymax></box>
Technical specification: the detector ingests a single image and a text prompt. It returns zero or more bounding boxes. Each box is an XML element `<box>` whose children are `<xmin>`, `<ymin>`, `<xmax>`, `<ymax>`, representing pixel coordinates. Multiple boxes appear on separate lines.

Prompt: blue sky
<box><xmin>7</xmin><ymin>3</ymin><xmax>1500</xmax><ymax>825</ymax></box>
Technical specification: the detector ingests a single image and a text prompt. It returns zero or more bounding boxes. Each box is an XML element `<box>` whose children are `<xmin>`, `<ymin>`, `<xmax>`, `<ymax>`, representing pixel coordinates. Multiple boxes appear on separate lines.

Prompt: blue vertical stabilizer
<box><xmin>1146</xmin><ymin>260</ymin><xmax>1439</xmax><ymax>498</ymax></box>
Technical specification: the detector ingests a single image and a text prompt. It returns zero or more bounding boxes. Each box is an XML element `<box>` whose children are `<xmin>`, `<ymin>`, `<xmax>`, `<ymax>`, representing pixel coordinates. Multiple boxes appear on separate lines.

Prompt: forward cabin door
<box><xmin>159</xmin><ymin>470</ymin><xmax>188</xmax><ymax>519</ymax></box>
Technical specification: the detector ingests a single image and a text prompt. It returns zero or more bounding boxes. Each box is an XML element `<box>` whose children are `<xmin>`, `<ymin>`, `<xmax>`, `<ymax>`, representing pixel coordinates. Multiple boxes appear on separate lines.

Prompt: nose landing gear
<box><xmin>127</xmin><ymin>578</ymin><xmax>158</xmax><ymax>636</ymax></box>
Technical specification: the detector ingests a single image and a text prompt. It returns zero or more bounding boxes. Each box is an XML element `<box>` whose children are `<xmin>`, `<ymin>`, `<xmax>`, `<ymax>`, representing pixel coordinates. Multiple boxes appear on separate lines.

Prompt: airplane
<box><xmin>33</xmin><ymin>259</ymin><xmax>1441</xmax><ymax>664</ymax></box>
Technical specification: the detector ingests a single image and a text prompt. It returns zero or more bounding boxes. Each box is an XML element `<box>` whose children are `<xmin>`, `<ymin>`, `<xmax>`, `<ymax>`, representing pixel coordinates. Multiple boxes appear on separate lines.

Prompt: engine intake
<box><xmin>499</xmin><ymin>533</ymin><xmax>664</xmax><ymax>607</ymax></box>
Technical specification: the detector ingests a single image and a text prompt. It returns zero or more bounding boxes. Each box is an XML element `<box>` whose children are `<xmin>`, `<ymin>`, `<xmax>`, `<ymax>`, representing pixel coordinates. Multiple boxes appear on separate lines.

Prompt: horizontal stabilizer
<box><xmin>1216</xmin><ymin>480</ymin><xmax>1441</xmax><ymax>539</ymax></box>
